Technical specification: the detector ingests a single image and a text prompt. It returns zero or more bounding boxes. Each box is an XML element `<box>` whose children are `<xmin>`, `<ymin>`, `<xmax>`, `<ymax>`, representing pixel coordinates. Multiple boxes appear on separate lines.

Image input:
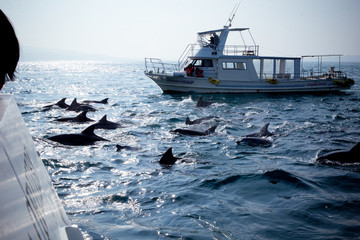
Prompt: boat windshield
<box><xmin>191</xmin><ymin>59</ymin><xmax>214</xmax><ymax>67</ymax></box>
<box><xmin>198</xmin><ymin>30</ymin><xmax>222</xmax><ymax>49</ymax></box>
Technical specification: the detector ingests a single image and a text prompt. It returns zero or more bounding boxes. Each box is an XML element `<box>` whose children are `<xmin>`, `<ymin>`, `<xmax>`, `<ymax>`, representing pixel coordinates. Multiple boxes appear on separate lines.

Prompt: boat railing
<box><xmin>178</xmin><ymin>44</ymin><xmax>199</xmax><ymax>70</ymax></box>
<box><xmin>145</xmin><ymin>58</ymin><xmax>178</xmax><ymax>74</ymax></box>
<box><xmin>223</xmin><ymin>45</ymin><xmax>259</xmax><ymax>56</ymax></box>
<box><xmin>300</xmin><ymin>54</ymin><xmax>344</xmax><ymax>79</ymax></box>
<box><xmin>301</xmin><ymin>69</ymin><xmax>345</xmax><ymax>80</ymax></box>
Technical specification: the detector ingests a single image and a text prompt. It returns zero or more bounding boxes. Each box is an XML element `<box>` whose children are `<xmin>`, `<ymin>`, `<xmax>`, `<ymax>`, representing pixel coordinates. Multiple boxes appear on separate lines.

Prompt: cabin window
<box><xmin>192</xmin><ymin>59</ymin><xmax>213</xmax><ymax>68</ymax></box>
<box><xmin>222</xmin><ymin>61</ymin><xmax>247</xmax><ymax>70</ymax></box>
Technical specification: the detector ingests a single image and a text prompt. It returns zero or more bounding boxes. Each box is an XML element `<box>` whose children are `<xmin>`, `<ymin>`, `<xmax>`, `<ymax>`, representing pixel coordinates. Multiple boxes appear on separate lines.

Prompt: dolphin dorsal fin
<box><xmin>116</xmin><ymin>144</ymin><xmax>124</xmax><ymax>151</ymax></box>
<box><xmin>81</xmin><ymin>125</ymin><xmax>95</xmax><ymax>136</ymax></box>
<box><xmin>162</xmin><ymin>147</ymin><xmax>174</xmax><ymax>158</ymax></box>
<box><xmin>56</xmin><ymin>98</ymin><xmax>69</xmax><ymax>108</ymax></box>
<box><xmin>185</xmin><ymin>117</ymin><xmax>191</xmax><ymax>125</ymax></box>
<box><xmin>260</xmin><ymin>123</ymin><xmax>270</xmax><ymax>136</ymax></box>
<box><xmin>159</xmin><ymin>147</ymin><xmax>178</xmax><ymax>165</ymax></box>
<box><xmin>76</xmin><ymin>111</ymin><xmax>88</xmax><ymax>119</ymax></box>
<box><xmin>69</xmin><ymin>99</ymin><xmax>76</xmax><ymax>106</ymax></box>
<box><xmin>101</xmin><ymin>98</ymin><xmax>109</xmax><ymax>104</ymax></box>
<box><xmin>99</xmin><ymin>115</ymin><xmax>107</xmax><ymax>122</ymax></box>
<box><xmin>350</xmin><ymin>142</ymin><xmax>360</xmax><ymax>153</ymax></box>
<box><xmin>206</xmin><ymin>126</ymin><xmax>217</xmax><ymax>134</ymax></box>
<box><xmin>57</xmin><ymin>98</ymin><xmax>66</xmax><ymax>104</ymax></box>
<box><xmin>68</xmin><ymin>98</ymin><xmax>79</xmax><ymax>108</ymax></box>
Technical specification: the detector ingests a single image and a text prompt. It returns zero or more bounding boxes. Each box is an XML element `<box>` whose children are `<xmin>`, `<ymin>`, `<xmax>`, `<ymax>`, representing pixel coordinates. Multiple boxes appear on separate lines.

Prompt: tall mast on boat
<box><xmin>225</xmin><ymin>2</ymin><xmax>241</xmax><ymax>28</ymax></box>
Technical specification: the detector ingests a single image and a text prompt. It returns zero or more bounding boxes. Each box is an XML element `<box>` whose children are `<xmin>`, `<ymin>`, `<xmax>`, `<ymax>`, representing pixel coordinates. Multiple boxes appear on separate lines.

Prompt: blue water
<box><xmin>3</xmin><ymin>60</ymin><xmax>360</xmax><ymax>239</ymax></box>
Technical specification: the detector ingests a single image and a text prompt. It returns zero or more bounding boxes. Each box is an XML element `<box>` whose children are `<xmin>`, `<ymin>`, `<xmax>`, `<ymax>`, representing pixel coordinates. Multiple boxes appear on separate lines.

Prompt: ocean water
<box><xmin>3</xmin><ymin>60</ymin><xmax>360</xmax><ymax>239</ymax></box>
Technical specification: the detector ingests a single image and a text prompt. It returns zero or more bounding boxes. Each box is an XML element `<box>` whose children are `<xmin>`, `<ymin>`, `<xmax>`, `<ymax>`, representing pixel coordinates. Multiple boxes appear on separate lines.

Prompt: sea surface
<box><xmin>3</xmin><ymin>60</ymin><xmax>360</xmax><ymax>239</ymax></box>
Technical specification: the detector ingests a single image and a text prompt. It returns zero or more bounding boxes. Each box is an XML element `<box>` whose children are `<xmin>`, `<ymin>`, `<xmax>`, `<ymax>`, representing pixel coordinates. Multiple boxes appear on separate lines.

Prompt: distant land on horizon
<box><xmin>19</xmin><ymin>46</ymin><xmax>360</xmax><ymax>62</ymax></box>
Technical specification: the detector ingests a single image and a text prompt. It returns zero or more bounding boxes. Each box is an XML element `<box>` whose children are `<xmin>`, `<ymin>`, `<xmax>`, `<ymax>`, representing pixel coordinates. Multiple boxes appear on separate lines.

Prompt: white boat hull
<box><xmin>145</xmin><ymin>73</ymin><xmax>350</xmax><ymax>93</ymax></box>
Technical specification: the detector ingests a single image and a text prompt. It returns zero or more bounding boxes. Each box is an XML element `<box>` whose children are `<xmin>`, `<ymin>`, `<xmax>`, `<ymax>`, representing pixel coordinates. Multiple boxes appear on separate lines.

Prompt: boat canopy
<box><xmin>193</xmin><ymin>26</ymin><xmax>259</xmax><ymax>59</ymax></box>
<box><xmin>197</xmin><ymin>27</ymin><xmax>249</xmax><ymax>35</ymax></box>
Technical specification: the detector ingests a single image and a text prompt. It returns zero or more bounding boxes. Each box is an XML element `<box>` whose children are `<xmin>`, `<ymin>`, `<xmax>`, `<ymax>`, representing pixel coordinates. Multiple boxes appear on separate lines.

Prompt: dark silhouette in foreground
<box><xmin>0</xmin><ymin>10</ymin><xmax>20</xmax><ymax>90</ymax></box>
<box><xmin>316</xmin><ymin>142</ymin><xmax>360</xmax><ymax>165</ymax></box>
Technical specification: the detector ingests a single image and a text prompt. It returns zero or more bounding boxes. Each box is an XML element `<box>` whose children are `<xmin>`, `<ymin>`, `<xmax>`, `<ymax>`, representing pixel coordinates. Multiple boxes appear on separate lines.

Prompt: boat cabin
<box><xmin>144</xmin><ymin>23</ymin><xmax>353</xmax><ymax>93</ymax></box>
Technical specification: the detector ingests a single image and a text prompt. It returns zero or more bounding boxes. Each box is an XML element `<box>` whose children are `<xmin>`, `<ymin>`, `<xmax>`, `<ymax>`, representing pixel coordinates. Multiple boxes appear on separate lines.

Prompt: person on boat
<box><xmin>0</xmin><ymin>10</ymin><xmax>20</xmax><ymax>90</ymax></box>
<box><xmin>209</xmin><ymin>33</ymin><xmax>219</xmax><ymax>49</ymax></box>
<box><xmin>195</xmin><ymin>67</ymin><xmax>203</xmax><ymax>77</ymax></box>
<box><xmin>210</xmin><ymin>36</ymin><xmax>215</xmax><ymax>45</ymax></box>
<box><xmin>329</xmin><ymin>67</ymin><xmax>335</xmax><ymax>78</ymax></box>
<box><xmin>184</xmin><ymin>64</ymin><xmax>194</xmax><ymax>76</ymax></box>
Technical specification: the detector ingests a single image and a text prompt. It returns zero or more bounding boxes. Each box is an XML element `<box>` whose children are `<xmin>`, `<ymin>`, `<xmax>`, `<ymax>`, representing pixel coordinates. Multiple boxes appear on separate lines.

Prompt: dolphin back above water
<box><xmin>116</xmin><ymin>144</ymin><xmax>137</xmax><ymax>151</ymax></box>
<box><xmin>55</xmin><ymin>111</ymin><xmax>94</xmax><ymax>123</ymax></box>
<box><xmin>185</xmin><ymin>116</ymin><xmax>218</xmax><ymax>125</ymax></box>
<box><xmin>316</xmin><ymin>142</ymin><xmax>360</xmax><ymax>164</ymax></box>
<box><xmin>47</xmin><ymin>125</ymin><xmax>109</xmax><ymax>146</ymax></box>
<box><xmin>67</xmin><ymin>98</ymin><xmax>96</xmax><ymax>112</ymax></box>
<box><xmin>172</xmin><ymin>126</ymin><xmax>217</xmax><ymax>136</ymax></box>
<box><xmin>196</xmin><ymin>97</ymin><xmax>213</xmax><ymax>108</ymax></box>
<box><xmin>82</xmin><ymin>98</ymin><xmax>109</xmax><ymax>104</ymax></box>
<box><xmin>44</xmin><ymin>98</ymin><xmax>69</xmax><ymax>109</ymax></box>
<box><xmin>237</xmin><ymin>137</ymin><xmax>272</xmax><ymax>147</ymax></box>
<box><xmin>91</xmin><ymin>115</ymin><xmax>121</xmax><ymax>129</ymax></box>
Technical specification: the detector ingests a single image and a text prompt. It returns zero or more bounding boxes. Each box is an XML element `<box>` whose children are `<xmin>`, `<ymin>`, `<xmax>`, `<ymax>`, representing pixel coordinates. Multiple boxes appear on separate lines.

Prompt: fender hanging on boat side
<box><xmin>208</xmin><ymin>77</ymin><xmax>220</xmax><ymax>85</ymax></box>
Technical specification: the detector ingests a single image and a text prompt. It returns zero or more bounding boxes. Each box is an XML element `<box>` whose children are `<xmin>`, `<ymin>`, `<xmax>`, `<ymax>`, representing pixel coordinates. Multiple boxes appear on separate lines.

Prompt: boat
<box><xmin>144</xmin><ymin>21</ymin><xmax>354</xmax><ymax>93</ymax></box>
<box><xmin>0</xmin><ymin>94</ymin><xmax>83</xmax><ymax>240</ymax></box>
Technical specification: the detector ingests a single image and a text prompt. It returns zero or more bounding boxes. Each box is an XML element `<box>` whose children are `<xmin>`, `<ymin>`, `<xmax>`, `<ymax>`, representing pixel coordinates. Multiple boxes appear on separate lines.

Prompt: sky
<box><xmin>1</xmin><ymin>0</ymin><xmax>360</xmax><ymax>61</ymax></box>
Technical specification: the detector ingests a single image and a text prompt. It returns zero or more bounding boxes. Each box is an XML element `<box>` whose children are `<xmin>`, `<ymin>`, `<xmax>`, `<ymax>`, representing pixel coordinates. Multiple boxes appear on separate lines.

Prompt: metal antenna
<box><xmin>225</xmin><ymin>2</ymin><xmax>241</xmax><ymax>28</ymax></box>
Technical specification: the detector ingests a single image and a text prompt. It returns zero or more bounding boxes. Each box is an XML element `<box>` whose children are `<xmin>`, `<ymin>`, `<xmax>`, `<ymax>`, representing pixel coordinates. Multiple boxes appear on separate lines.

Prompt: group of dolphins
<box><xmin>44</xmin><ymin>97</ymin><xmax>121</xmax><ymax>146</ymax></box>
<box><xmin>44</xmin><ymin>96</ymin><xmax>360</xmax><ymax>167</ymax></box>
<box><xmin>162</xmin><ymin>97</ymin><xmax>360</xmax><ymax>166</ymax></box>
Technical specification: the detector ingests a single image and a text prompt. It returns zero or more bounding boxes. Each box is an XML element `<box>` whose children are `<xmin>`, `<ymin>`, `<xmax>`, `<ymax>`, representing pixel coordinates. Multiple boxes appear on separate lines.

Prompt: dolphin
<box><xmin>116</xmin><ymin>144</ymin><xmax>138</xmax><ymax>151</ymax></box>
<box><xmin>82</xmin><ymin>98</ymin><xmax>109</xmax><ymax>104</ymax></box>
<box><xmin>44</xmin><ymin>98</ymin><xmax>69</xmax><ymax>109</ymax></box>
<box><xmin>196</xmin><ymin>97</ymin><xmax>213</xmax><ymax>108</ymax></box>
<box><xmin>67</xmin><ymin>98</ymin><xmax>96</xmax><ymax>112</ymax></box>
<box><xmin>47</xmin><ymin>125</ymin><xmax>109</xmax><ymax>146</ymax></box>
<box><xmin>90</xmin><ymin>115</ymin><xmax>121</xmax><ymax>130</ymax></box>
<box><xmin>55</xmin><ymin>111</ymin><xmax>94</xmax><ymax>123</ymax></box>
<box><xmin>185</xmin><ymin>116</ymin><xmax>218</xmax><ymax>125</ymax></box>
<box><xmin>316</xmin><ymin>142</ymin><xmax>360</xmax><ymax>164</ymax></box>
<box><xmin>159</xmin><ymin>148</ymin><xmax>180</xmax><ymax>165</ymax></box>
<box><xmin>245</xmin><ymin>123</ymin><xmax>273</xmax><ymax>137</ymax></box>
<box><xmin>172</xmin><ymin>126</ymin><xmax>217</xmax><ymax>136</ymax></box>
<box><xmin>236</xmin><ymin>137</ymin><xmax>272</xmax><ymax>147</ymax></box>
